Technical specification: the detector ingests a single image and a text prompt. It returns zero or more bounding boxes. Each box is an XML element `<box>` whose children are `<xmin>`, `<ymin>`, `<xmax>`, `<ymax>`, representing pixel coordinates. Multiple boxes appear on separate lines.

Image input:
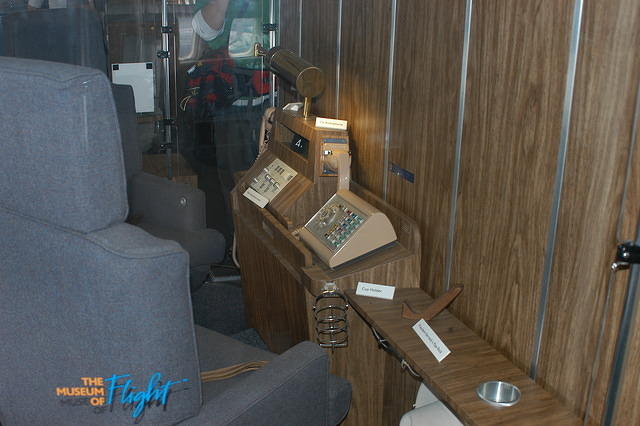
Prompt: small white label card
<box><xmin>355</xmin><ymin>282</ymin><xmax>395</xmax><ymax>300</ymax></box>
<box><xmin>412</xmin><ymin>319</ymin><xmax>451</xmax><ymax>362</ymax></box>
<box><xmin>315</xmin><ymin>116</ymin><xmax>348</xmax><ymax>130</ymax></box>
<box><xmin>243</xmin><ymin>187</ymin><xmax>269</xmax><ymax>208</ymax></box>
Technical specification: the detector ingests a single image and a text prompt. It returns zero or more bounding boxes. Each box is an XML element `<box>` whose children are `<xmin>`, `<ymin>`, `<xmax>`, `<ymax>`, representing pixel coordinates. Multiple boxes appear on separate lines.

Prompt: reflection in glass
<box><xmin>175</xmin><ymin>0</ymin><xmax>277</xmax><ymax>244</ymax></box>
<box><xmin>104</xmin><ymin>0</ymin><xmax>277</xmax><ymax>245</ymax></box>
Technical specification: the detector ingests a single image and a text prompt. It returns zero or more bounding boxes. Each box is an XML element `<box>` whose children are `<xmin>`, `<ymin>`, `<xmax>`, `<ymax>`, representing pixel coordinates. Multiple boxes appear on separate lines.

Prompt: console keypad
<box><xmin>323</xmin><ymin>205</ymin><xmax>364</xmax><ymax>249</ymax></box>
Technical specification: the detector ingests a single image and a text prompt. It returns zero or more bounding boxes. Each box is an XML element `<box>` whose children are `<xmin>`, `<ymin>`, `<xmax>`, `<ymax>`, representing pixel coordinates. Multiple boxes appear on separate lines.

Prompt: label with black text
<box><xmin>355</xmin><ymin>282</ymin><xmax>395</xmax><ymax>300</ymax></box>
<box><xmin>412</xmin><ymin>319</ymin><xmax>451</xmax><ymax>362</ymax></box>
<box><xmin>243</xmin><ymin>187</ymin><xmax>269</xmax><ymax>208</ymax></box>
<box><xmin>315</xmin><ymin>117</ymin><xmax>348</xmax><ymax>130</ymax></box>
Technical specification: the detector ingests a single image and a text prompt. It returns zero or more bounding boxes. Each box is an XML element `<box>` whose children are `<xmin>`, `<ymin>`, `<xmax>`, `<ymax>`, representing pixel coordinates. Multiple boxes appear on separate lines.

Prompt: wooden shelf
<box><xmin>345</xmin><ymin>288</ymin><xmax>580</xmax><ymax>426</ymax></box>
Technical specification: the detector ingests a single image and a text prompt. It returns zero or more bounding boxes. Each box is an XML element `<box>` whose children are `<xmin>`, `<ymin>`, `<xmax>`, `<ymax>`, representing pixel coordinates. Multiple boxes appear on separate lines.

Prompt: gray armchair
<box><xmin>0</xmin><ymin>7</ymin><xmax>227</xmax><ymax>290</ymax></box>
<box><xmin>0</xmin><ymin>57</ymin><xmax>350</xmax><ymax>425</ymax></box>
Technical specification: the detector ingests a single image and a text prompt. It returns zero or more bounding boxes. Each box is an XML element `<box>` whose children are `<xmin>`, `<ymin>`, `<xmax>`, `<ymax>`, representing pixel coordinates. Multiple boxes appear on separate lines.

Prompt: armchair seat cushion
<box><xmin>187</xmin><ymin>326</ymin><xmax>352</xmax><ymax>426</ymax></box>
<box><xmin>138</xmin><ymin>222</ymin><xmax>225</xmax><ymax>267</ymax></box>
<box><xmin>194</xmin><ymin>326</ymin><xmax>275</xmax><ymax>366</ymax></box>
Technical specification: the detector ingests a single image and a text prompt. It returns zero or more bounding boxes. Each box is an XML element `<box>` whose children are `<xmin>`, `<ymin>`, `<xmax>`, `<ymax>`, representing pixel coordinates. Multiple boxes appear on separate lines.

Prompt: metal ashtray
<box><xmin>476</xmin><ymin>381</ymin><xmax>521</xmax><ymax>407</ymax></box>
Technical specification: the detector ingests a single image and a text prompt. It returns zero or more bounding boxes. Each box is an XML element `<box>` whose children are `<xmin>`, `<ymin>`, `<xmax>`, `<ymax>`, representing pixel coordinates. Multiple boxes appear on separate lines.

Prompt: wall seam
<box><xmin>530</xmin><ymin>0</ymin><xmax>584</xmax><ymax>379</ymax></box>
<box><xmin>445</xmin><ymin>0</ymin><xmax>473</xmax><ymax>292</ymax></box>
<box><xmin>382</xmin><ymin>0</ymin><xmax>398</xmax><ymax>201</ymax></box>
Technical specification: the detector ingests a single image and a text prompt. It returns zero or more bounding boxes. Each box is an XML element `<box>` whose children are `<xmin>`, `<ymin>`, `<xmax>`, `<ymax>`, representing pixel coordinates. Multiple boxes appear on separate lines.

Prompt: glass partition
<box><xmin>0</xmin><ymin>0</ymin><xmax>277</xmax><ymax>251</ymax></box>
<box><xmin>171</xmin><ymin>0</ymin><xmax>277</xmax><ymax>244</ymax></box>
<box><xmin>105</xmin><ymin>0</ymin><xmax>278</xmax><ymax>245</ymax></box>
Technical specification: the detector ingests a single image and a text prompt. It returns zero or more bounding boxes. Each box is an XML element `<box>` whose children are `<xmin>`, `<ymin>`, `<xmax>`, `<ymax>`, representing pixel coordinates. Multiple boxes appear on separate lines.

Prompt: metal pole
<box><xmin>269</xmin><ymin>0</ymin><xmax>276</xmax><ymax>108</ymax></box>
<box><xmin>161</xmin><ymin>0</ymin><xmax>173</xmax><ymax>179</ymax></box>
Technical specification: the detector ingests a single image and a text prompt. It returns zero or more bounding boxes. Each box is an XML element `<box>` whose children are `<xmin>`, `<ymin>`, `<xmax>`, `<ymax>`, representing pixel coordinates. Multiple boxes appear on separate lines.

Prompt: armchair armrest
<box><xmin>189</xmin><ymin>342</ymin><xmax>350</xmax><ymax>426</ymax></box>
<box><xmin>128</xmin><ymin>171</ymin><xmax>206</xmax><ymax>232</ymax></box>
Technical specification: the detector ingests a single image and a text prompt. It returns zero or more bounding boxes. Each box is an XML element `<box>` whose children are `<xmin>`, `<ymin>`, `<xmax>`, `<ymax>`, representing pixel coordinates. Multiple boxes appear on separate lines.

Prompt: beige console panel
<box><xmin>298</xmin><ymin>190</ymin><xmax>397</xmax><ymax>268</ymax></box>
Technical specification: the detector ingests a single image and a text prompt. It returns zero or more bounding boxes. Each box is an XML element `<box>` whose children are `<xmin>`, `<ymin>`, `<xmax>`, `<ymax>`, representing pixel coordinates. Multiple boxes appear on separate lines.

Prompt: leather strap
<box><xmin>200</xmin><ymin>360</ymin><xmax>268</xmax><ymax>383</ymax></box>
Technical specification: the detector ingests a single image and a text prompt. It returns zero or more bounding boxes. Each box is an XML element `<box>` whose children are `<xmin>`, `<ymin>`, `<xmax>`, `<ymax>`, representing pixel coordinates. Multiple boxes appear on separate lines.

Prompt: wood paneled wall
<box><xmin>386</xmin><ymin>0</ymin><xmax>465</xmax><ymax>298</ymax></box>
<box><xmin>280</xmin><ymin>0</ymin><xmax>640</xmax><ymax>422</ymax></box>
<box><xmin>450</xmin><ymin>0</ymin><xmax>572</xmax><ymax>374</ymax></box>
<box><xmin>536</xmin><ymin>0</ymin><xmax>640</xmax><ymax>419</ymax></box>
<box><xmin>277</xmin><ymin>0</ymin><xmax>300</xmax><ymax>108</ymax></box>
<box><xmin>300</xmin><ymin>0</ymin><xmax>339</xmax><ymax>117</ymax></box>
<box><xmin>336</xmin><ymin>0</ymin><xmax>392</xmax><ymax>194</ymax></box>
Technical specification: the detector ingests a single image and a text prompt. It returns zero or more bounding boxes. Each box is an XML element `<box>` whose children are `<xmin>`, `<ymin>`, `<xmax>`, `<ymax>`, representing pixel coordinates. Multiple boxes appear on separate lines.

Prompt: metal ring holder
<box><xmin>370</xmin><ymin>327</ymin><xmax>421</xmax><ymax>379</ymax></box>
<box><xmin>313</xmin><ymin>282</ymin><xmax>349</xmax><ymax>349</ymax></box>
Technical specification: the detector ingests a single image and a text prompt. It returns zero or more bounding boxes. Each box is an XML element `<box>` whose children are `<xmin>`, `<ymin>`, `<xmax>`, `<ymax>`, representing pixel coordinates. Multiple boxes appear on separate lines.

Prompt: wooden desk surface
<box><xmin>345</xmin><ymin>288</ymin><xmax>580</xmax><ymax>425</ymax></box>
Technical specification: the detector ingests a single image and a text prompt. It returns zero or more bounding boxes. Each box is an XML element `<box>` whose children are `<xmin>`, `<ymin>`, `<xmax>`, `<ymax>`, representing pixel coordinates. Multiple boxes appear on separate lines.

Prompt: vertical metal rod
<box><xmin>444</xmin><ymin>0</ymin><xmax>473</xmax><ymax>292</ymax></box>
<box><xmin>530</xmin><ymin>0</ymin><xmax>584</xmax><ymax>379</ymax></box>
<box><xmin>303</xmin><ymin>97</ymin><xmax>311</xmax><ymax>118</ymax></box>
<box><xmin>269</xmin><ymin>0</ymin><xmax>276</xmax><ymax>108</ymax></box>
<box><xmin>161</xmin><ymin>0</ymin><xmax>173</xmax><ymax>179</ymax></box>
<box><xmin>170</xmin><ymin>5</ymin><xmax>179</xmax><ymax>156</ymax></box>
<box><xmin>382</xmin><ymin>0</ymin><xmax>398</xmax><ymax>201</ymax></box>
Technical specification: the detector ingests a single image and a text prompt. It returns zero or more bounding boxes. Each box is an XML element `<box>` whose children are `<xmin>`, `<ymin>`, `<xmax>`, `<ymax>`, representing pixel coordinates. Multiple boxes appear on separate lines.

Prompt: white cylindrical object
<box><xmin>399</xmin><ymin>402</ymin><xmax>462</xmax><ymax>426</ymax></box>
<box><xmin>400</xmin><ymin>383</ymin><xmax>462</xmax><ymax>426</ymax></box>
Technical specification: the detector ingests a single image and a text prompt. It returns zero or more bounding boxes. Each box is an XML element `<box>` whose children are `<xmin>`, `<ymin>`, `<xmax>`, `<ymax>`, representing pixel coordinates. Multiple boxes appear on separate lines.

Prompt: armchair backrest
<box><xmin>112</xmin><ymin>83</ymin><xmax>143</xmax><ymax>180</ymax></box>
<box><xmin>0</xmin><ymin>57</ymin><xmax>202</xmax><ymax>425</ymax></box>
<box><xmin>0</xmin><ymin>56</ymin><xmax>125</xmax><ymax>231</ymax></box>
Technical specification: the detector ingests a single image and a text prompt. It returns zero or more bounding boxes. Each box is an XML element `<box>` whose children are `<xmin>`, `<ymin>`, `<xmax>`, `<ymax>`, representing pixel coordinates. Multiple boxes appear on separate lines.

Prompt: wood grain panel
<box><xmin>583</xmin><ymin>269</ymin><xmax>630</xmax><ymax>425</ymax></box>
<box><xmin>234</xmin><ymin>212</ymin><xmax>309</xmax><ymax>354</ymax></box>
<box><xmin>307</xmin><ymin>290</ymin><xmax>388</xmax><ymax>425</ymax></box>
<box><xmin>300</xmin><ymin>0</ymin><xmax>339</xmax><ymax>118</ymax></box>
<box><xmin>337</xmin><ymin>0</ymin><xmax>391</xmax><ymax>195</ymax></box>
<box><xmin>381</xmin><ymin>353</ymin><xmax>420</xmax><ymax>425</ymax></box>
<box><xmin>386</xmin><ymin>0</ymin><xmax>465</xmax><ymax>297</ymax></box>
<box><xmin>612</xmin><ymin>271</ymin><xmax>640</xmax><ymax>425</ymax></box>
<box><xmin>594</xmin><ymin>81</ymin><xmax>640</xmax><ymax>423</ymax></box>
<box><xmin>450</xmin><ymin>0</ymin><xmax>573</xmax><ymax>374</ymax></box>
<box><xmin>347</xmin><ymin>289</ymin><xmax>580</xmax><ymax>425</ymax></box>
<box><xmin>271</xmin><ymin>109</ymin><xmax>350</xmax><ymax>182</ymax></box>
<box><xmin>607</xmin><ymin>22</ymin><xmax>640</xmax><ymax>422</ymax></box>
<box><xmin>536</xmin><ymin>0</ymin><xmax>640</xmax><ymax>418</ymax></box>
<box><xmin>277</xmin><ymin>0</ymin><xmax>300</xmax><ymax>107</ymax></box>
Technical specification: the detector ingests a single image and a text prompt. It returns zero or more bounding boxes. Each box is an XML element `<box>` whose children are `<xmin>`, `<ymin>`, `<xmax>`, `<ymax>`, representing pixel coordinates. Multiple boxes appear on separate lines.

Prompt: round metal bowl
<box><xmin>476</xmin><ymin>381</ymin><xmax>521</xmax><ymax>407</ymax></box>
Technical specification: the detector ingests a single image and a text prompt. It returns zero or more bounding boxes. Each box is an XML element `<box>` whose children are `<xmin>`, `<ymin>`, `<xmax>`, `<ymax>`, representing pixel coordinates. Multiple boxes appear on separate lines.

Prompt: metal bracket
<box><xmin>370</xmin><ymin>327</ymin><xmax>422</xmax><ymax>379</ymax></box>
<box><xmin>157</xmin><ymin>50</ymin><xmax>170</xmax><ymax>59</ymax></box>
<box><xmin>611</xmin><ymin>242</ymin><xmax>640</xmax><ymax>271</ymax></box>
<box><xmin>161</xmin><ymin>25</ymin><xmax>173</xmax><ymax>34</ymax></box>
<box><xmin>263</xmin><ymin>23</ymin><xmax>278</xmax><ymax>33</ymax></box>
<box><xmin>160</xmin><ymin>118</ymin><xmax>176</xmax><ymax>126</ymax></box>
